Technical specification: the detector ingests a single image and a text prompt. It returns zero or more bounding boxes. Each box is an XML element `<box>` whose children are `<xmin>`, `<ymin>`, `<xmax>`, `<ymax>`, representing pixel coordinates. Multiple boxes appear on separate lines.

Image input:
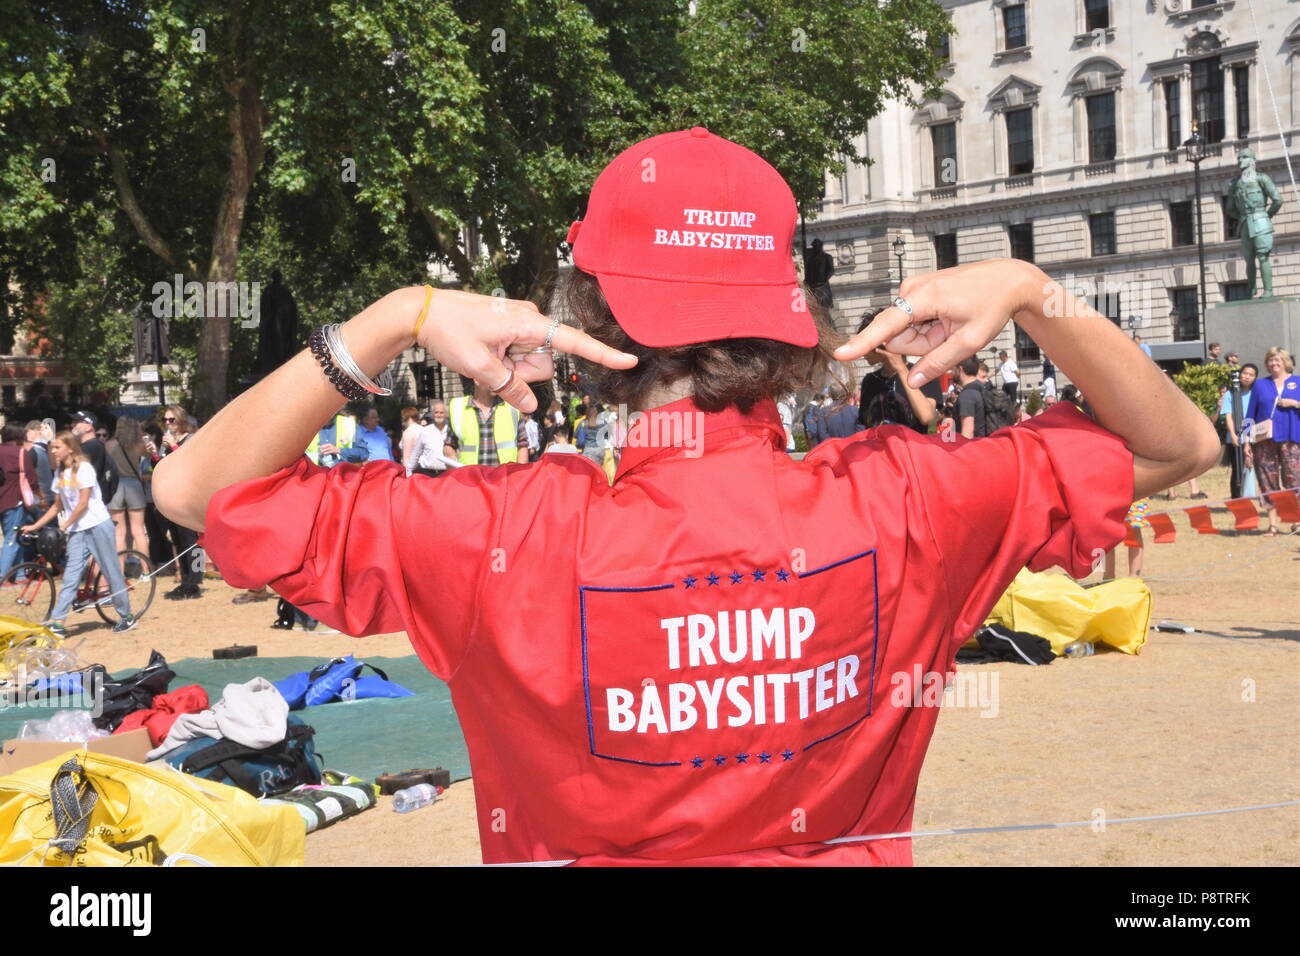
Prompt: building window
<box><xmin>1003</xmin><ymin>5</ymin><xmax>1027</xmax><ymax>50</ymax></box>
<box><xmin>935</xmin><ymin>233</ymin><xmax>958</xmax><ymax>270</ymax></box>
<box><xmin>1085</xmin><ymin>0</ymin><xmax>1109</xmax><ymax>32</ymax></box>
<box><xmin>1221</xmin><ymin>195</ymin><xmax>1239</xmax><ymax>240</ymax></box>
<box><xmin>1172</xmin><ymin>287</ymin><xmax>1199</xmax><ymax>341</ymax></box>
<box><xmin>1164</xmin><ymin>79</ymin><xmax>1181</xmax><ymax>150</ymax></box>
<box><xmin>934</xmin><ymin>33</ymin><xmax>950</xmax><ymax>61</ymax></box>
<box><xmin>1090</xmin><ymin>289</ymin><xmax>1122</xmax><ymax>325</ymax></box>
<box><xmin>1192</xmin><ymin>56</ymin><xmax>1225</xmax><ymax>144</ymax></box>
<box><xmin>931</xmin><ymin>122</ymin><xmax>957</xmax><ymax>186</ymax></box>
<box><xmin>1015</xmin><ymin>325</ymin><xmax>1040</xmax><ymax>363</ymax></box>
<box><xmin>1234</xmin><ymin>65</ymin><xmax>1249</xmax><ymax>139</ymax></box>
<box><xmin>1191</xmin><ymin>0</ymin><xmax>1217</xmax><ymax>7</ymax></box>
<box><xmin>1090</xmin><ymin>212</ymin><xmax>1116</xmax><ymax>256</ymax></box>
<box><xmin>1006</xmin><ymin>108</ymin><xmax>1034</xmax><ymax>175</ymax></box>
<box><xmin>1009</xmin><ymin>222</ymin><xmax>1035</xmax><ymax>262</ymax></box>
<box><xmin>1223</xmin><ymin>282</ymin><xmax>1250</xmax><ymax>302</ymax></box>
<box><xmin>1170</xmin><ymin>200</ymin><xmax>1195</xmax><ymax>247</ymax></box>
<box><xmin>1086</xmin><ymin>92</ymin><xmax>1116</xmax><ymax>163</ymax></box>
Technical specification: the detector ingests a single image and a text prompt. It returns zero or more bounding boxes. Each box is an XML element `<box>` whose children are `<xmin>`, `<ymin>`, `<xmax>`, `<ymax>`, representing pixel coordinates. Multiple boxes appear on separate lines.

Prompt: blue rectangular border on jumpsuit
<box><xmin>578</xmin><ymin>549</ymin><xmax>880</xmax><ymax>767</ymax></box>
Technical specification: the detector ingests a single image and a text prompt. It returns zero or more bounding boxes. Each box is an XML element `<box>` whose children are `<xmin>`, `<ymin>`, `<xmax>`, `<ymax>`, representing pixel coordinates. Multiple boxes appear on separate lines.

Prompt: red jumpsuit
<box><xmin>201</xmin><ymin>397</ymin><xmax>1132</xmax><ymax>865</ymax></box>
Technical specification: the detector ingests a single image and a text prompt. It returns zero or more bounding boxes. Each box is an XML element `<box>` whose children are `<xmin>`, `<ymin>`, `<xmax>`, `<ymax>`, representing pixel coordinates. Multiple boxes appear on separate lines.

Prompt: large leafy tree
<box><xmin>3</xmin><ymin>0</ymin><xmax>477</xmax><ymax>417</ymax></box>
<box><xmin>4</xmin><ymin>0</ymin><xmax>949</xmax><ymax>414</ymax></box>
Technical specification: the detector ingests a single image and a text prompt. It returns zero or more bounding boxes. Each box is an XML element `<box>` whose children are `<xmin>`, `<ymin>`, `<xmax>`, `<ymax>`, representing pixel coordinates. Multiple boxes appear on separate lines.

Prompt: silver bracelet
<box><xmin>322</xmin><ymin>323</ymin><xmax>394</xmax><ymax>397</ymax></box>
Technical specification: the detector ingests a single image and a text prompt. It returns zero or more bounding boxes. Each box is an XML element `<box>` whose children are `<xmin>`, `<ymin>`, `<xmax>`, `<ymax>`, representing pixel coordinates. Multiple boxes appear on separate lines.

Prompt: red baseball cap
<box><xmin>567</xmin><ymin>127</ymin><xmax>817</xmax><ymax>349</ymax></box>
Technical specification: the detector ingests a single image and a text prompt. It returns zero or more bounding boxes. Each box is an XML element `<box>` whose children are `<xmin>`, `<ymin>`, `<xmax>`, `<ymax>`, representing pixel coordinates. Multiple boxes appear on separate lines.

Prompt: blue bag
<box><xmin>273</xmin><ymin>656</ymin><xmax>414</xmax><ymax>710</ymax></box>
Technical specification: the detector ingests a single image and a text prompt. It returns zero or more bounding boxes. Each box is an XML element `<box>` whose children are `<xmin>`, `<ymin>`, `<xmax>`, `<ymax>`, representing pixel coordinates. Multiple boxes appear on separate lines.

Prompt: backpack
<box><xmin>162</xmin><ymin>715</ymin><xmax>323</xmax><ymax>797</ymax></box>
<box><xmin>981</xmin><ymin>385</ymin><xmax>1019</xmax><ymax>435</ymax></box>
<box><xmin>95</xmin><ymin>440</ymin><xmax>120</xmax><ymax>503</ymax></box>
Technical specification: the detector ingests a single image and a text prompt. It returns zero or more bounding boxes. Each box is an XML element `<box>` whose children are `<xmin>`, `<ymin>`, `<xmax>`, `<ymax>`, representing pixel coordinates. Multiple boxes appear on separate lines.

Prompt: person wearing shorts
<box><xmin>107</xmin><ymin>416</ymin><xmax>150</xmax><ymax>570</ymax></box>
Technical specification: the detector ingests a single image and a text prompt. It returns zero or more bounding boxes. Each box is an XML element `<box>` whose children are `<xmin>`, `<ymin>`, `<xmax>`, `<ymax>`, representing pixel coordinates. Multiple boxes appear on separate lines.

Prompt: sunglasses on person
<box><xmin>96</xmin><ymin>430</ymin><xmax>110</xmax><ymax>439</ymax></box>
<box><xmin>163</xmin><ymin>416</ymin><xmax>177</xmax><ymax>423</ymax></box>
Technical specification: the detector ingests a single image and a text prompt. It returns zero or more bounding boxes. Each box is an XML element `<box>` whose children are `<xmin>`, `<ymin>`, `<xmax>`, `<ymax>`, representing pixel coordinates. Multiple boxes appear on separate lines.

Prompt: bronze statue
<box><xmin>1225</xmin><ymin>148</ymin><xmax>1282</xmax><ymax>298</ymax></box>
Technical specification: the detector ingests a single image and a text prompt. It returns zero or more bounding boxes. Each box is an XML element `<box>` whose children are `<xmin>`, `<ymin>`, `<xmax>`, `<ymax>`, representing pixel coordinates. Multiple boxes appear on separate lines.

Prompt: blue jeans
<box><xmin>49</xmin><ymin>519</ymin><xmax>132</xmax><ymax>623</ymax></box>
<box><xmin>0</xmin><ymin>505</ymin><xmax>26</xmax><ymax>579</ymax></box>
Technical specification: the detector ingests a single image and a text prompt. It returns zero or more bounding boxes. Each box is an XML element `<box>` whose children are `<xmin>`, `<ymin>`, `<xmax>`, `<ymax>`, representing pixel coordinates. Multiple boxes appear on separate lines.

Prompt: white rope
<box><xmin>82</xmin><ymin>542</ymin><xmax>201</xmax><ymax>610</ymax></box>
<box><xmin>1243</xmin><ymin>0</ymin><xmax>1298</xmax><ymax>193</ymax></box>
<box><xmin>478</xmin><ymin>799</ymin><xmax>1300</xmax><ymax>865</ymax></box>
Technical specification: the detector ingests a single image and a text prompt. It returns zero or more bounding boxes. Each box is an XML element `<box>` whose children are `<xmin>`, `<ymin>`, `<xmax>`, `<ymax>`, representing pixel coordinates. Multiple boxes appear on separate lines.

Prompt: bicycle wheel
<box><xmin>0</xmin><ymin>562</ymin><xmax>57</xmax><ymax>627</ymax></box>
<box><xmin>93</xmin><ymin>549</ymin><xmax>157</xmax><ymax>624</ymax></box>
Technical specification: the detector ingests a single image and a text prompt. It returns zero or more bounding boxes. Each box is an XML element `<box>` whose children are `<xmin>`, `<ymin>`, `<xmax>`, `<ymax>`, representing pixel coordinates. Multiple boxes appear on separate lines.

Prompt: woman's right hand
<box><xmin>416</xmin><ymin>289</ymin><xmax>638</xmax><ymax>412</ymax></box>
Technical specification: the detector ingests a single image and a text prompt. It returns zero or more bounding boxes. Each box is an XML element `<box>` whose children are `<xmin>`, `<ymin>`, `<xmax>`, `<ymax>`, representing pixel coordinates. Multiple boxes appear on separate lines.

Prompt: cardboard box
<box><xmin>0</xmin><ymin>727</ymin><xmax>152</xmax><ymax>777</ymax></box>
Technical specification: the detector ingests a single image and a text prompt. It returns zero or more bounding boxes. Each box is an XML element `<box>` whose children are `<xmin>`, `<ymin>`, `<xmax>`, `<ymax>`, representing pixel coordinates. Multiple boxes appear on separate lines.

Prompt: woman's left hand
<box><xmin>416</xmin><ymin>289</ymin><xmax>638</xmax><ymax>412</ymax></box>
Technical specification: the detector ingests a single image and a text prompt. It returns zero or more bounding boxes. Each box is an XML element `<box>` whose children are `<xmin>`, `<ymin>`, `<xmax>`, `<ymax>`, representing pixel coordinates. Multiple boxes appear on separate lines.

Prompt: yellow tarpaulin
<box><xmin>982</xmin><ymin>569</ymin><xmax>1152</xmax><ymax>656</ymax></box>
<box><xmin>0</xmin><ymin>751</ymin><xmax>304</xmax><ymax>866</ymax></box>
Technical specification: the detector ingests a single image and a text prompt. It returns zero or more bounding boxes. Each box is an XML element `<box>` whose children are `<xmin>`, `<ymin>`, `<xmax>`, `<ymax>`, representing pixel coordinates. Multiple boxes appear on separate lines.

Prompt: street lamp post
<box><xmin>892</xmin><ymin>233</ymin><xmax>905</xmax><ymax>288</ymax></box>
<box><xmin>1183</xmin><ymin>125</ymin><xmax>1208</xmax><ymax>360</ymax></box>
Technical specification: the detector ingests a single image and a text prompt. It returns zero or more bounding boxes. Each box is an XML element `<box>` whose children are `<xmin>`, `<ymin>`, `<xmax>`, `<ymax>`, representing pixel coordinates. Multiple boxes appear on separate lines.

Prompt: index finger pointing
<box><xmin>834</xmin><ymin>304</ymin><xmax>915</xmax><ymax>362</ymax></box>
<box><xmin>550</xmin><ymin>323</ymin><xmax>639</xmax><ymax>370</ymax></box>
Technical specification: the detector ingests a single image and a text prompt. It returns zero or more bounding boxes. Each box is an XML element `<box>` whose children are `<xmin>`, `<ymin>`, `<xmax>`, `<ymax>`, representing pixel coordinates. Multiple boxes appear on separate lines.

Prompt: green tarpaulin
<box><xmin>1</xmin><ymin>655</ymin><xmax>470</xmax><ymax>783</ymax></box>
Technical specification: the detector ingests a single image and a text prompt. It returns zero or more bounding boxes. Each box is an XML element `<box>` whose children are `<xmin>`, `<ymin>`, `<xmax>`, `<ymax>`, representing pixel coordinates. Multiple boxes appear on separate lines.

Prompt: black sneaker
<box><xmin>164</xmin><ymin>584</ymin><xmax>188</xmax><ymax>600</ymax></box>
<box><xmin>112</xmin><ymin>615</ymin><xmax>139</xmax><ymax>633</ymax></box>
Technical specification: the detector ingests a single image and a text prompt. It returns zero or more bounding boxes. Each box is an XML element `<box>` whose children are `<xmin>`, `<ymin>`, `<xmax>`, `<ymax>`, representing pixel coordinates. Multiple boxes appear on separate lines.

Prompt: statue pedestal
<box><xmin>1205</xmin><ymin>299</ymin><xmax>1300</xmax><ymax>367</ymax></box>
<box><xmin>119</xmin><ymin>365</ymin><xmax>181</xmax><ymax>406</ymax></box>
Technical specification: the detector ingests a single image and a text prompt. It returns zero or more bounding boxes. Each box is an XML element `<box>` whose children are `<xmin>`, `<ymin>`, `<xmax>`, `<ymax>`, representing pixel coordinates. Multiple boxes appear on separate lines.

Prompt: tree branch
<box><xmin>405</xmin><ymin>177</ymin><xmax>474</xmax><ymax>285</ymax></box>
<box><xmin>85</xmin><ymin>125</ymin><xmax>198</xmax><ymax>278</ymax></box>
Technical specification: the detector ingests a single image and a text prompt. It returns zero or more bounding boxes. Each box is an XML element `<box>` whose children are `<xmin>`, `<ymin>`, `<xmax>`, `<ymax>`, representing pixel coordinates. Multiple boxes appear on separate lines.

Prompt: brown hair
<box><xmin>557</xmin><ymin>267</ymin><xmax>848</xmax><ymax>413</ymax></box>
<box><xmin>114</xmin><ymin>415</ymin><xmax>147</xmax><ymax>461</ymax></box>
<box><xmin>401</xmin><ymin>406</ymin><xmax>420</xmax><ymax>425</ymax></box>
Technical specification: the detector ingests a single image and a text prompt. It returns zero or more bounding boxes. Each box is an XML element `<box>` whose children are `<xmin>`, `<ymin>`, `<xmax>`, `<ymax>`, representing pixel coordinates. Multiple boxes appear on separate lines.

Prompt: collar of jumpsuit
<box><xmin>201</xmin><ymin>392</ymin><xmax>1132</xmax><ymax>866</ymax></box>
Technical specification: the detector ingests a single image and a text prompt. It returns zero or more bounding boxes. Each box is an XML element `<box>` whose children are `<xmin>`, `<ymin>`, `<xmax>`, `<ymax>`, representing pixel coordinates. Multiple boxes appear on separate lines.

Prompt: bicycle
<box><xmin>0</xmin><ymin>531</ymin><xmax>157</xmax><ymax>628</ymax></box>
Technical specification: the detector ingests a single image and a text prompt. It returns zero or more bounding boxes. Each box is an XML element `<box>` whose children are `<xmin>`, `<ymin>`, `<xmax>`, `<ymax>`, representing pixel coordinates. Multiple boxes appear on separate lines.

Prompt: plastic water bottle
<box><xmin>392</xmin><ymin>783</ymin><xmax>442</xmax><ymax>813</ymax></box>
<box><xmin>1063</xmin><ymin>641</ymin><xmax>1095</xmax><ymax>658</ymax></box>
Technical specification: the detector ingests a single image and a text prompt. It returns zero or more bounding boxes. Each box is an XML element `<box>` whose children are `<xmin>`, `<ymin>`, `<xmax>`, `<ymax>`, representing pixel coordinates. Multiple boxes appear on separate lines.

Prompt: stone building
<box><xmin>806</xmin><ymin>0</ymin><xmax>1299</xmax><ymax>389</ymax></box>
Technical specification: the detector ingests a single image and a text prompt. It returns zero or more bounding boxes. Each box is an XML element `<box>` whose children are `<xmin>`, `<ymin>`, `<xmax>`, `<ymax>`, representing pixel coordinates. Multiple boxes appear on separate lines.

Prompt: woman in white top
<box><xmin>399</xmin><ymin>406</ymin><xmax>423</xmax><ymax>472</ymax></box>
<box><xmin>22</xmin><ymin>431</ymin><xmax>136</xmax><ymax>634</ymax></box>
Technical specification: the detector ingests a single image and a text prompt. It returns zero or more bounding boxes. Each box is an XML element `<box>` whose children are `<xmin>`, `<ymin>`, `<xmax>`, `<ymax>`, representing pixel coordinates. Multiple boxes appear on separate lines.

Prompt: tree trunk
<box><xmin>194</xmin><ymin>11</ymin><xmax>266</xmax><ymax>421</ymax></box>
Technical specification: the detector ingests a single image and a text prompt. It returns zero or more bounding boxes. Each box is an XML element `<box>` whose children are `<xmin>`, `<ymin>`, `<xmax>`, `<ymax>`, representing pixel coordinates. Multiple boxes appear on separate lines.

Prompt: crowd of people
<box><xmin>0</xmin><ymin>405</ymin><xmax>213</xmax><ymax>634</ymax></box>
<box><xmin>792</xmin><ymin>326</ymin><xmax>1300</xmax><ymax>578</ymax></box>
<box><xmin>2</xmin><ymin>332</ymin><xmax>1292</xmax><ymax>632</ymax></box>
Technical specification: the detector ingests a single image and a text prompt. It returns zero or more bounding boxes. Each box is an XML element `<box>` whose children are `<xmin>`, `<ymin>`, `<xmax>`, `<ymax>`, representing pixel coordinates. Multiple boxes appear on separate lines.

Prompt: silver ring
<box><xmin>489</xmin><ymin>370</ymin><xmax>515</xmax><ymax>393</ymax></box>
<box><xmin>543</xmin><ymin>318</ymin><xmax>559</xmax><ymax>351</ymax></box>
<box><xmin>893</xmin><ymin>296</ymin><xmax>913</xmax><ymax>316</ymax></box>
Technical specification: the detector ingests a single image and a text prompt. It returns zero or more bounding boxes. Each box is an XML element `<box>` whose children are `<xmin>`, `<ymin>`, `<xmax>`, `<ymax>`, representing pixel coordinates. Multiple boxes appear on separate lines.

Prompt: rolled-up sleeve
<box><xmin>901</xmin><ymin>402</ymin><xmax>1134</xmax><ymax>644</ymax></box>
<box><xmin>199</xmin><ymin>457</ymin><xmax>516</xmax><ymax>679</ymax></box>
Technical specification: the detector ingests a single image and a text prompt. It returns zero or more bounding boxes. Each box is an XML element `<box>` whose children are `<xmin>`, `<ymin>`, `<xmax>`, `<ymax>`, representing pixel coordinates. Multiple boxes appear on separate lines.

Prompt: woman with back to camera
<box><xmin>106</xmin><ymin>415</ymin><xmax>150</xmax><ymax>570</ymax></box>
<box><xmin>154</xmin><ymin>128</ymin><xmax>1218</xmax><ymax>866</ymax></box>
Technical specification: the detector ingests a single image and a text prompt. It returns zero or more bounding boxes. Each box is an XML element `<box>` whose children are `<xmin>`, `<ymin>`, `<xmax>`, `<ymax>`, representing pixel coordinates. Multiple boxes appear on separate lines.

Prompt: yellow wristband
<box><xmin>412</xmin><ymin>285</ymin><xmax>434</xmax><ymax>342</ymax></box>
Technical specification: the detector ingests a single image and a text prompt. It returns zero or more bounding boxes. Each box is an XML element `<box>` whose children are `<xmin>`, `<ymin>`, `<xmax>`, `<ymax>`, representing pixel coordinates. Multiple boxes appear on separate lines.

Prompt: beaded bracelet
<box><xmin>309</xmin><ymin>325</ymin><xmax>369</xmax><ymax>402</ymax></box>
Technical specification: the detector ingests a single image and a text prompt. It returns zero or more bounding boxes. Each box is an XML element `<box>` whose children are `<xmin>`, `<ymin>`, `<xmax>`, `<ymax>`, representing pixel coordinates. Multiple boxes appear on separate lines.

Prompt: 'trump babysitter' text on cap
<box><xmin>567</xmin><ymin>127</ymin><xmax>818</xmax><ymax>349</ymax></box>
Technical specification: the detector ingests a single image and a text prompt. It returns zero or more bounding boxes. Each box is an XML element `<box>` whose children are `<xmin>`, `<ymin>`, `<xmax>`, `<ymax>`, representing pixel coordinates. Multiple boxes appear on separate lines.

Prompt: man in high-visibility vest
<box><xmin>305</xmin><ymin>410</ymin><xmax>369</xmax><ymax>467</ymax></box>
<box><xmin>447</xmin><ymin>382</ymin><xmax>530</xmax><ymax>466</ymax></box>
